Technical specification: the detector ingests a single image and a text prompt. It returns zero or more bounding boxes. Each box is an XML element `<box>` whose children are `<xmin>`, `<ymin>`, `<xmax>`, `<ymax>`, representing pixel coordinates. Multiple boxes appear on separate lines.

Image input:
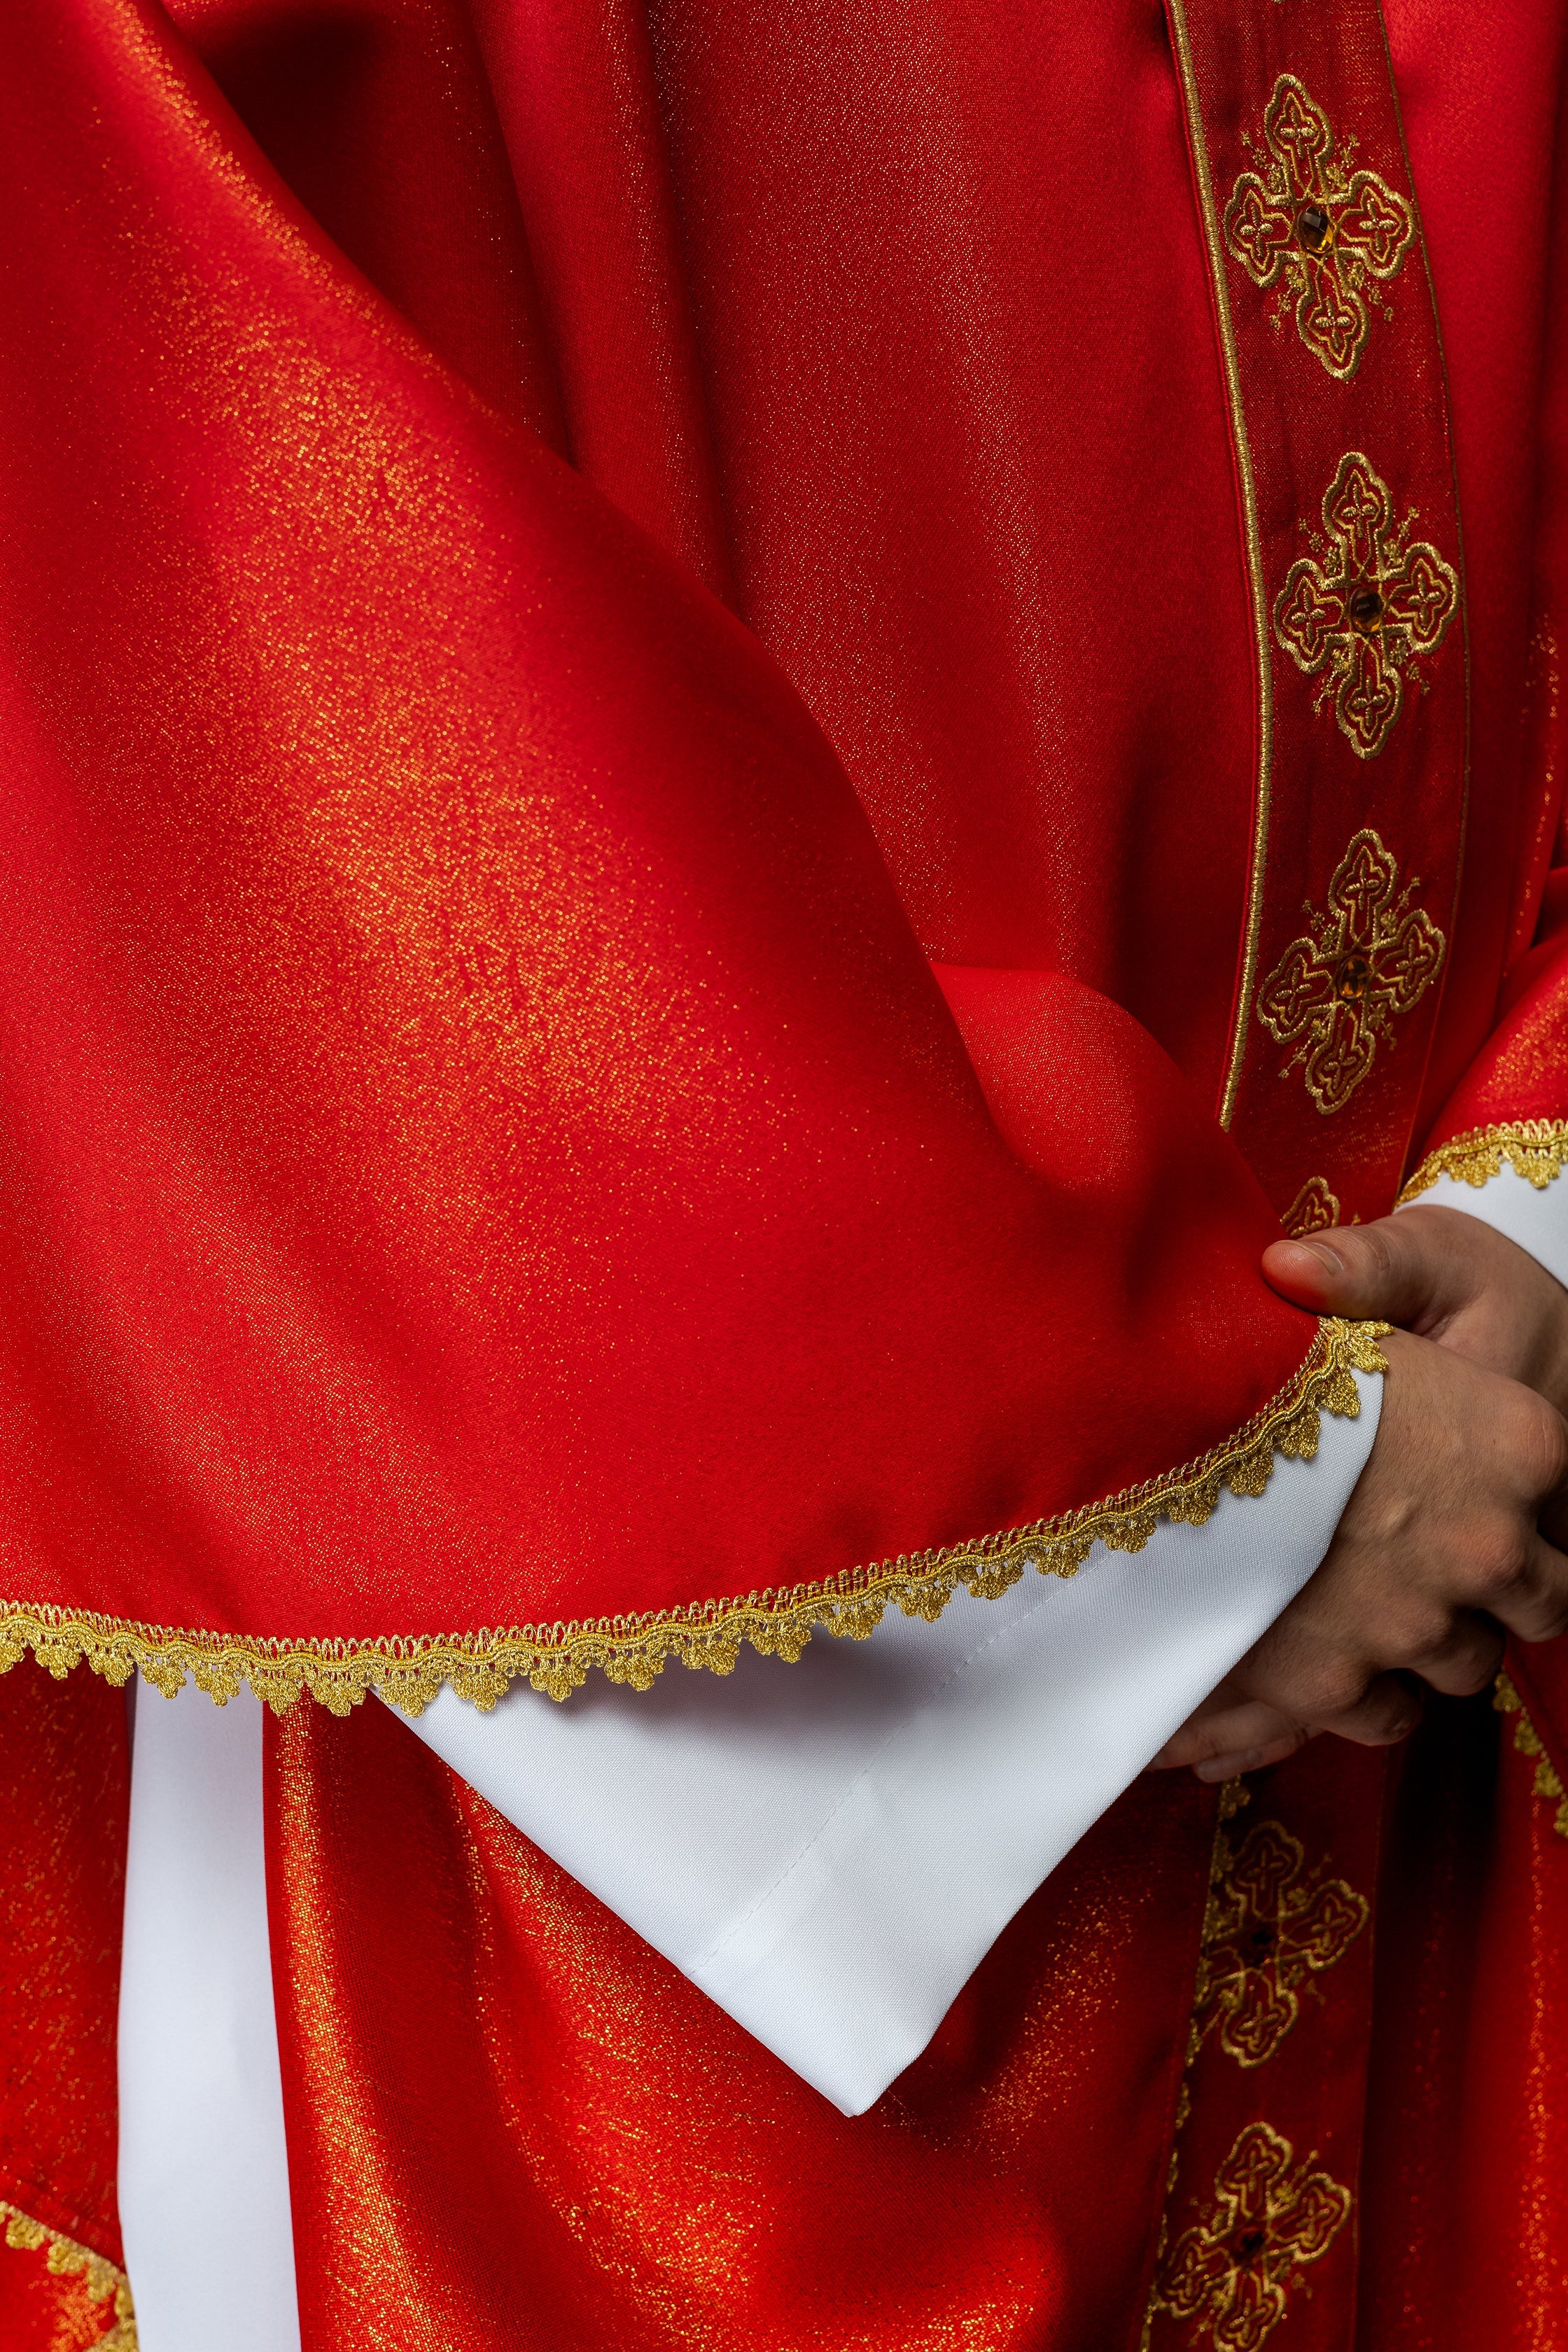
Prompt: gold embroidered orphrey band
<box><xmin>0</xmin><ymin>2201</ymin><xmax>136</xmax><ymax>2350</ymax></box>
<box><xmin>0</xmin><ymin>1319</ymin><xmax>1388</xmax><ymax>1717</ymax></box>
<box><xmin>1399</xmin><ymin>1119</ymin><xmax>1568</xmax><ymax>1201</ymax></box>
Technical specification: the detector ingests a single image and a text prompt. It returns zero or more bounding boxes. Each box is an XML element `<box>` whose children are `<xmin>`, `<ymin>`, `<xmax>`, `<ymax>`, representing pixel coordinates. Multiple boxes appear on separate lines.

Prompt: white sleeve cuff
<box><xmin>402</xmin><ymin>1371</ymin><xmax>1378</xmax><ymax>2115</ymax></box>
<box><xmin>1397</xmin><ymin>1160</ymin><xmax>1568</xmax><ymax>1290</ymax></box>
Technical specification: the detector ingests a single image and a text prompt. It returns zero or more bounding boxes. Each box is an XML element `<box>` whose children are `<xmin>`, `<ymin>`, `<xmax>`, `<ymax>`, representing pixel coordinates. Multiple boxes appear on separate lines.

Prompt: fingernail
<box><xmin>1196</xmin><ymin>1752</ymin><xmax>1255</xmax><ymax>1782</ymax></box>
<box><xmin>1294</xmin><ymin>1240</ymin><xmax>1344</xmax><ymax>1275</ymax></box>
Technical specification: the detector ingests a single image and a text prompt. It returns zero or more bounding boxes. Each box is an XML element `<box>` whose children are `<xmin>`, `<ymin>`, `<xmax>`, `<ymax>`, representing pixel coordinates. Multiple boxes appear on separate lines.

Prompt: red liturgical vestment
<box><xmin>2</xmin><ymin>0</ymin><xmax>1568</xmax><ymax>2342</ymax></box>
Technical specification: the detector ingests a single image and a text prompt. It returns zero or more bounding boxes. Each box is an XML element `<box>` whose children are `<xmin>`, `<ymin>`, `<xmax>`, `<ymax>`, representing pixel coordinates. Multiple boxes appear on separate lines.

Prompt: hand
<box><xmin>1152</xmin><ymin>1326</ymin><xmax>1568</xmax><ymax>1782</ymax></box>
<box><xmin>1261</xmin><ymin>1203</ymin><xmax>1568</xmax><ymax>1420</ymax></box>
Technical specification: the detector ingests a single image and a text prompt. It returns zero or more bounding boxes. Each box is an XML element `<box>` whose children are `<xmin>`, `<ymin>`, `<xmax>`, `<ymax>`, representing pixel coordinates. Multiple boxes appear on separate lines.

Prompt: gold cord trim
<box><xmin>0</xmin><ymin>2201</ymin><xmax>136</xmax><ymax>2349</ymax></box>
<box><xmin>0</xmin><ymin>1318</ymin><xmax>1387</xmax><ymax>1718</ymax></box>
<box><xmin>1494</xmin><ymin>1672</ymin><xmax>1568</xmax><ymax>1841</ymax></box>
<box><xmin>1165</xmin><ymin>0</ymin><xmax>1278</xmax><ymax>1133</ymax></box>
<box><xmin>1398</xmin><ymin>1119</ymin><xmax>1568</xmax><ymax>1203</ymax></box>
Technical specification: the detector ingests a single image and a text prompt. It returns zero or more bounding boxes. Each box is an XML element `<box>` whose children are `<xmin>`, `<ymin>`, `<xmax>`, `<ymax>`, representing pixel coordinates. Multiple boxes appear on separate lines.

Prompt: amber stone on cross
<box><xmin>1349</xmin><ymin>587</ymin><xmax>1383</xmax><ymax>626</ymax></box>
<box><xmin>1296</xmin><ymin>204</ymin><xmax>1331</xmax><ymax>249</ymax></box>
<box><xmin>1334</xmin><ymin>952</ymin><xmax>1373</xmax><ymax>1002</ymax></box>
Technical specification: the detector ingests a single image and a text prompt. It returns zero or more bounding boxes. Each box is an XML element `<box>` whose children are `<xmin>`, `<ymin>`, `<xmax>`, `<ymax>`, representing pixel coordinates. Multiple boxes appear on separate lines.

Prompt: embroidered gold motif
<box><xmin>1274</xmin><ymin>451</ymin><xmax>1458</xmax><ymax>757</ymax></box>
<box><xmin>1197</xmin><ymin>1819</ymin><xmax>1369</xmax><ymax>2068</ymax></box>
<box><xmin>1257</xmin><ymin>830</ymin><xmax>1446</xmax><ymax>1115</ymax></box>
<box><xmin>1153</xmin><ymin>2124</ymin><xmax>1352</xmax><ymax>2351</ymax></box>
<box><xmin>1281</xmin><ymin>1177</ymin><xmax>1341</xmax><ymax>1236</ymax></box>
<box><xmin>1399</xmin><ymin>1120</ymin><xmax>1568</xmax><ymax>1203</ymax></box>
<box><xmin>0</xmin><ymin>1320</ymin><xmax>1388</xmax><ymax>1716</ymax></box>
<box><xmin>0</xmin><ymin>2201</ymin><xmax>136</xmax><ymax>2349</ymax></box>
<box><xmin>1225</xmin><ymin>76</ymin><xmax>1414</xmax><ymax>379</ymax></box>
<box><xmin>1494</xmin><ymin>1672</ymin><xmax>1568</xmax><ymax>1841</ymax></box>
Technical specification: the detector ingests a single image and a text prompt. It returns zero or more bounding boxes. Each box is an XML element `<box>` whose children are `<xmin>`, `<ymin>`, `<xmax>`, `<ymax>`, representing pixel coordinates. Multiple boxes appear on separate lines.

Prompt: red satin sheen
<box><xmin>1359</xmin><ymin>1685</ymin><xmax>1568</xmax><ymax>2347</ymax></box>
<box><xmin>0</xmin><ymin>0</ymin><xmax>1321</xmax><ymax>1655</ymax></box>
<box><xmin>263</xmin><ymin>1691</ymin><xmax>1210</xmax><ymax>2352</ymax></box>
<box><xmin>5</xmin><ymin>0</ymin><xmax>1568</xmax><ymax>2344</ymax></box>
<box><xmin>259</xmin><ymin>1695</ymin><xmax>1568</xmax><ymax>2352</ymax></box>
<box><xmin>0</xmin><ymin>1664</ymin><xmax>129</xmax><ymax>2348</ymax></box>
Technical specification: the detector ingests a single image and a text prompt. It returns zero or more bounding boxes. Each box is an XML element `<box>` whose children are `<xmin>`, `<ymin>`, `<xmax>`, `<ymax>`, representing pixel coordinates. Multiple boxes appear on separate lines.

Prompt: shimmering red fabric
<box><xmin>0</xmin><ymin>1664</ymin><xmax>128</xmax><ymax>2347</ymax></box>
<box><xmin>6</xmin><ymin>0</ymin><xmax>1568</xmax><ymax>2344</ymax></box>
<box><xmin>264</xmin><ymin>1693</ymin><xmax>1212</xmax><ymax>2351</ymax></box>
<box><xmin>0</xmin><ymin>0</ymin><xmax>1320</xmax><ymax>1657</ymax></box>
<box><xmin>1396</xmin><ymin>0</ymin><xmax>1568</xmax><ymax>1145</ymax></box>
<box><xmin>1358</xmin><ymin>1688</ymin><xmax>1568</xmax><ymax>2348</ymax></box>
<box><xmin>265</xmin><ymin>1691</ymin><xmax>1568</xmax><ymax>2352</ymax></box>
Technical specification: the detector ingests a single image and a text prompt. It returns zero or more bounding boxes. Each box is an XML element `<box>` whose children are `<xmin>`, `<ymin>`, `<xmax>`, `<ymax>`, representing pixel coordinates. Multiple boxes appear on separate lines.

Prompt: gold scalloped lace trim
<box><xmin>1399</xmin><ymin>1119</ymin><xmax>1568</xmax><ymax>1203</ymax></box>
<box><xmin>0</xmin><ymin>1317</ymin><xmax>1387</xmax><ymax>1718</ymax></box>
<box><xmin>1494</xmin><ymin>1672</ymin><xmax>1568</xmax><ymax>1840</ymax></box>
<box><xmin>0</xmin><ymin>2202</ymin><xmax>136</xmax><ymax>2348</ymax></box>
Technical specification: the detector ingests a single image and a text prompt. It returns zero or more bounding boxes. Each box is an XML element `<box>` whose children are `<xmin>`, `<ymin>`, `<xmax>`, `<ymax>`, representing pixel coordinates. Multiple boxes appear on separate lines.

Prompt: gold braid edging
<box><xmin>1494</xmin><ymin>1672</ymin><xmax>1568</xmax><ymax>1841</ymax></box>
<box><xmin>1399</xmin><ymin>1119</ymin><xmax>1568</xmax><ymax>1203</ymax></box>
<box><xmin>0</xmin><ymin>1317</ymin><xmax>1387</xmax><ymax>1719</ymax></box>
<box><xmin>0</xmin><ymin>2201</ymin><xmax>136</xmax><ymax>2348</ymax></box>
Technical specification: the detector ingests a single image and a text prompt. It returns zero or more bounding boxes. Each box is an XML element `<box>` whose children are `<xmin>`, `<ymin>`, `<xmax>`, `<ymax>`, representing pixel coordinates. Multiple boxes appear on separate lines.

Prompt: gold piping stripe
<box><xmin>1494</xmin><ymin>1672</ymin><xmax>1568</xmax><ymax>1841</ymax></box>
<box><xmin>1165</xmin><ymin>0</ymin><xmax>1277</xmax><ymax>1133</ymax></box>
<box><xmin>0</xmin><ymin>1320</ymin><xmax>1387</xmax><ymax>1716</ymax></box>
<box><xmin>1398</xmin><ymin>1119</ymin><xmax>1568</xmax><ymax>1203</ymax></box>
<box><xmin>0</xmin><ymin>2201</ymin><xmax>136</xmax><ymax>2349</ymax></box>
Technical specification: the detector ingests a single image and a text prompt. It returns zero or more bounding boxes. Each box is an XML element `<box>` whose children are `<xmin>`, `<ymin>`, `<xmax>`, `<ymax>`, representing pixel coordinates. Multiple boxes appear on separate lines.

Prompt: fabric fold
<box><xmin>0</xmin><ymin>0</ymin><xmax>1335</xmax><ymax>1704</ymax></box>
<box><xmin>406</xmin><ymin>1371</ymin><xmax>1379</xmax><ymax>2113</ymax></box>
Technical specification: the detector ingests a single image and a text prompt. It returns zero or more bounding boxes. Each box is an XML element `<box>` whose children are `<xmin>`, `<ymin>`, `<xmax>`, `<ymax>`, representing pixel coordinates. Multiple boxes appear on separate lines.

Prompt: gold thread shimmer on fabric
<box><xmin>1494</xmin><ymin>1673</ymin><xmax>1568</xmax><ymax>1840</ymax></box>
<box><xmin>0</xmin><ymin>2201</ymin><xmax>136</xmax><ymax>2349</ymax></box>
<box><xmin>1256</xmin><ymin>829</ymin><xmax>1446</xmax><ymax>1114</ymax></box>
<box><xmin>0</xmin><ymin>1320</ymin><xmax>1387</xmax><ymax>1716</ymax></box>
<box><xmin>1398</xmin><ymin>1120</ymin><xmax>1568</xmax><ymax>1203</ymax></box>
<box><xmin>1151</xmin><ymin>2122</ymin><xmax>1352</xmax><ymax>2348</ymax></box>
<box><xmin>1273</xmin><ymin>451</ymin><xmax>1459</xmax><ymax>757</ymax></box>
<box><xmin>1164</xmin><ymin>0</ymin><xmax>1276</xmax><ymax>1133</ymax></box>
<box><xmin>1195</xmin><ymin>1817</ymin><xmax>1369</xmax><ymax>2068</ymax></box>
<box><xmin>1373</xmin><ymin>0</ymin><xmax>1473</xmax><ymax>1047</ymax></box>
<box><xmin>1224</xmin><ymin>76</ymin><xmax>1414</xmax><ymax>379</ymax></box>
<box><xmin>1282</xmin><ymin>1177</ymin><xmax>1341</xmax><ymax>1236</ymax></box>
<box><xmin>1140</xmin><ymin>1782</ymin><xmax>1250</xmax><ymax>2352</ymax></box>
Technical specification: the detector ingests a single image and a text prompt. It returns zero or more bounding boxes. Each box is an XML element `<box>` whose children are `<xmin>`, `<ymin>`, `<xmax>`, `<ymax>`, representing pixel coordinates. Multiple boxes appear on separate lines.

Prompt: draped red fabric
<box><xmin>0</xmin><ymin>1665</ymin><xmax>130</xmax><ymax>2350</ymax></box>
<box><xmin>263</xmin><ymin>1689</ymin><xmax>1214</xmax><ymax>2352</ymax></box>
<box><xmin>6</xmin><ymin>0</ymin><xmax>1568</xmax><ymax>2344</ymax></box>
<box><xmin>0</xmin><ymin>0</ymin><xmax>1336</xmax><ymax>1707</ymax></box>
<box><xmin>256</xmin><ymin>1693</ymin><xmax>1568</xmax><ymax>2352</ymax></box>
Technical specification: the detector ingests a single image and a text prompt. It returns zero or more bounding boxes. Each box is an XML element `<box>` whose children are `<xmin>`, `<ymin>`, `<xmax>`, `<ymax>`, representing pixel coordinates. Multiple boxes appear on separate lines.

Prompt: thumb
<box><xmin>1261</xmin><ymin>1214</ymin><xmax>1460</xmax><ymax>1323</ymax></box>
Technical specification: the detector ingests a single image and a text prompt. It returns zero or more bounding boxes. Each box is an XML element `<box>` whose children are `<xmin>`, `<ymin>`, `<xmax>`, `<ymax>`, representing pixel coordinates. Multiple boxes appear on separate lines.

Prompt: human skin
<box><xmin>1152</xmin><ymin>1205</ymin><xmax>1568</xmax><ymax>1782</ymax></box>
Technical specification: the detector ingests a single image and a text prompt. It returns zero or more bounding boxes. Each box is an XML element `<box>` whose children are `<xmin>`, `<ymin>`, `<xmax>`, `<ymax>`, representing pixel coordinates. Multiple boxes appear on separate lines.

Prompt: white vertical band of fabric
<box><xmin>117</xmin><ymin>1679</ymin><xmax>302</xmax><ymax>2352</ymax></box>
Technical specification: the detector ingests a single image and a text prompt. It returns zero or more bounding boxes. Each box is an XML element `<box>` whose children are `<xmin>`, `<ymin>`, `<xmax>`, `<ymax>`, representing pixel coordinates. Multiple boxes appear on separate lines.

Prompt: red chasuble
<box><xmin>1</xmin><ymin>0</ymin><xmax>1568</xmax><ymax>2342</ymax></box>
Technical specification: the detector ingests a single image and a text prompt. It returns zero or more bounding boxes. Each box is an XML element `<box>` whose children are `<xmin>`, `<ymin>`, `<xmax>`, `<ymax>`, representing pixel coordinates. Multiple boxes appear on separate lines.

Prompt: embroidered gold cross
<box><xmin>1274</xmin><ymin>451</ymin><xmax>1457</xmax><ymax>757</ymax></box>
<box><xmin>1154</xmin><ymin>2124</ymin><xmax>1352</xmax><ymax>2352</ymax></box>
<box><xmin>1257</xmin><ymin>829</ymin><xmax>1446</xmax><ymax>1115</ymax></box>
<box><xmin>1196</xmin><ymin>1819</ymin><xmax>1368</xmax><ymax>2068</ymax></box>
<box><xmin>1281</xmin><ymin>1177</ymin><xmax>1341</xmax><ymax>1237</ymax></box>
<box><xmin>1224</xmin><ymin>76</ymin><xmax>1414</xmax><ymax>378</ymax></box>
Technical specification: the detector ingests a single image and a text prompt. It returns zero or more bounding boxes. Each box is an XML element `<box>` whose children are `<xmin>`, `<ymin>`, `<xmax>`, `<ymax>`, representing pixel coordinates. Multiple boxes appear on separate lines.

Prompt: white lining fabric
<box><xmin>404</xmin><ymin>1375</ymin><xmax>1380</xmax><ymax>2114</ymax></box>
<box><xmin>109</xmin><ymin>1178</ymin><xmax>1568</xmax><ymax>2344</ymax></box>
<box><xmin>113</xmin><ymin>1381</ymin><xmax>1382</xmax><ymax>2347</ymax></box>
